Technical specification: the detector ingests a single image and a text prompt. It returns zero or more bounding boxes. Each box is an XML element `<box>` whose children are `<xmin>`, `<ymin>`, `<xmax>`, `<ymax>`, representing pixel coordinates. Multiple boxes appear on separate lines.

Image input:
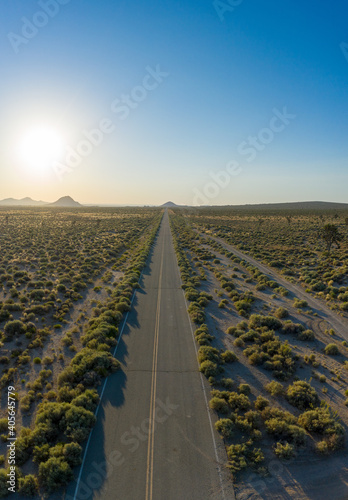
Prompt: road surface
<box><xmin>66</xmin><ymin>211</ymin><xmax>234</xmax><ymax>500</ymax></box>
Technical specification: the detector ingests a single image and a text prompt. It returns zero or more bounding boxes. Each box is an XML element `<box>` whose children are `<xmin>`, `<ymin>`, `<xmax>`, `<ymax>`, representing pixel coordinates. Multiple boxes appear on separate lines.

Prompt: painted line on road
<box><xmin>145</xmin><ymin>235</ymin><xmax>165</xmax><ymax>500</ymax></box>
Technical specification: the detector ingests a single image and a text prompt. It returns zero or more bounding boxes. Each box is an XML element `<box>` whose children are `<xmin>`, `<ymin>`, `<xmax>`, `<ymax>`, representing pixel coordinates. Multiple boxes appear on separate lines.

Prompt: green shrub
<box><xmin>324</xmin><ymin>344</ymin><xmax>339</xmax><ymax>356</ymax></box>
<box><xmin>275</xmin><ymin>307</ymin><xmax>289</xmax><ymax>319</ymax></box>
<box><xmin>254</xmin><ymin>396</ymin><xmax>270</xmax><ymax>410</ymax></box>
<box><xmin>215</xmin><ymin>418</ymin><xmax>234</xmax><ymax>438</ymax></box>
<box><xmin>71</xmin><ymin>389</ymin><xmax>99</xmax><ymax>412</ymax></box>
<box><xmin>219</xmin><ymin>378</ymin><xmax>234</xmax><ymax>390</ymax></box>
<box><xmin>198</xmin><ymin>346</ymin><xmax>220</xmax><ymax>364</ymax></box>
<box><xmin>265</xmin><ymin>381</ymin><xmax>284</xmax><ymax>396</ymax></box>
<box><xmin>228</xmin><ymin>392</ymin><xmax>251</xmax><ymax>411</ymax></box>
<box><xmin>4</xmin><ymin>319</ymin><xmax>26</xmax><ymax>339</ymax></box>
<box><xmin>286</xmin><ymin>381</ymin><xmax>320</xmax><ymax>410</ymax></box>
<box><xmin>0</xmin><ymin>469</ymin><xmax>10</xmax><ymax>498</ymax></box>
<box><xmin>316</xmin><ymin>440</ymin><xmax>329</xmax><ymax>455</ymax></box>
<box><xmin>38</xmin><ymin>457</ymin><xmax>73</xmax><ymax>493</ymax></box>
<box><xmin>238</xmin><ymin>384</ymin><xmax>251</xmax><ymax>395</ymax></box>
<box><xmin>233</xmin><ymin>338</ymin><xmax>245</xmax><ymax>348</ymax></box>
<box><xmin>298</xmin><ymin>329</ymin><xmax>315</xmax><ymax>341</ymax></box>
<box><xmin>0</xmin><ymin>419</ymin><xmax>7</xmax><ymax>433</ymax></box>
<box><xmin>298</xmin><ymin>407</ymin><xmax>344</xmax><ymax>436</ymax></box>
<box><xmin>209</xmin><ymin>397</ymin><xmax>229</xmax><ymax>414</ymax></box>
<box><xmin>227</xmin><ymin>441</ymin><xmax>264</xmax><ymax>473</ymax></box>
<box><xmin>249</xmin><ymin>314</ymin><xmax>282</xmax><ymax>330</ymax></box>
<box><xmin>221</xmin><ymin>350</ymin><xmax>237</xmax><ymax>363</ymax></box>
<box><xmin>200</xmin><ymin>360</ymin><xmax>219</xmax><ymax>378</ymax></box>
<box><xmin>18</xmin><ymin>475</ymin><xmax>39</xmax><ymax>496</ymax></box>
<box><xmin>274</xmin><ymin>442</ymin><xmax>295</xmax><ymax>459</ymax></box>
<box><xmin>293</xmin><ymin>299</ymin><xmax>308</xmax><ymax>308</ymax></box>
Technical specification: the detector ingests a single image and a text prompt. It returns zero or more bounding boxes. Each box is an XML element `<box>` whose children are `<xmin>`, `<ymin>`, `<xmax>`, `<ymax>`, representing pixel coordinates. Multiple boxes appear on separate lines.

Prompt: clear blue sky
<box><xmin>1</xmin><ymin>0</ymin><xmax>347</xmax><ymax>205</ymax></box>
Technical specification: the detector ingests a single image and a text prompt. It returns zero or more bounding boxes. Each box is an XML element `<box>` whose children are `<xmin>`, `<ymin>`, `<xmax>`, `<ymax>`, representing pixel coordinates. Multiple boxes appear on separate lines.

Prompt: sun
<box><xmin>17</xmin><ymin>126</ymin><xmax>64</xmax><ymax>174</ymax></box>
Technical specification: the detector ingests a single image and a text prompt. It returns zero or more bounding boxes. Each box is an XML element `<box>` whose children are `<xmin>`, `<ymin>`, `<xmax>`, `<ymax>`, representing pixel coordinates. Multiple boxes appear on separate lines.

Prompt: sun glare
<box><xmin>17</xmin><ymin>126</ymin><xmax>64</xmax><ymax>173</ymax></box>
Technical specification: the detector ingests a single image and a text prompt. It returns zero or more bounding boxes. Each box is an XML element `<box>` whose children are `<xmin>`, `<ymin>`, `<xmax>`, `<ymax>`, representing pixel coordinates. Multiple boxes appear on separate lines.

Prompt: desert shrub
<box><xmin>59</xmin><ymin>348</ymin><xmax>120</xmax><ymax>389</ymax></box>
<box><xmin>240</xmin><ymin>330</ymin><xmax>259</xmax><ymax>342</ymax></box>
<box><xmin>198</xmin><ymin>346</ymin><xmax>220</xmax><ymax>364</ymax></box>
<box><xmin>18</xmin><ymin>475</ymin><xmax>39</xmax><ymax>496</ymax></box>
<box><xmin>200</xmin><ymin>360</ymin><xmax>219</xmax><ymax>378</ymax></box>
<box><xmin>298</xmin><ymin>406</ymin><xmax>344</xmax><ymax>436</ymax></box>
<box><xmin>209</xmin><ymin>397</ymin><xmax>229</xmax><ymax>414</ymax></box>
<box><xmin>195</xmin><ymin>325</ymin><xmax>214</xmax><ymax>345</ymax></box>
<box><xmin>261</xmin><ymin>406</ymin><xmax>297</xmax><ymax>425</ymax></box>
<box><xmin>286</xmin><ymin>381</ymin><xmax>320</xmax><ymax>410</ymax></box>
<box><xmin>274</xmin><ymin>442</ymin><xmax>295</xmax><ymax>459</ymax></box>
<box><xmin>316</xmin><ymin>440</ymin><xmax>329</xmax><ymax>454</ymax></box>
<box><xmin>219</xmin><ymin>378</ymin><xmax>234</xmax><ymax>390</ymax></box>
<box><xmin>254</xmin><ymin>396</ymin><xmax>270</xmax><ymax>411</ymax></box>
<box><xmin>64</xmin><ymin>404</ymin><xmax>97</xmax><ymax>442</ymax></box>
<box><xmin>249</xmin><ymin>314</ymin><xmax>282</xmax><ymax>330</ymax></box>
<box><xmin>4</xmin><ymin>319</ymin><xmax>26</xmax><ymax>339</ymax></box>
<box><xmin>265</xmin><ymin>381</ymin><xmax>284</xmax><ymax>396</ymax></box>
<box><xmin>38</xmin><ymin>457</ymin><xmax>73</xmax><ymax>493</ymax></box>
<box><xmin>293</xmin><ymin>299</ymin><xmax>308</xmax><ymax>308</ymax></box>
<box><xmin>0</xmin><ymin>469</ymin><xmax>10</xmax><ymax>498</ymax></box>
<box><xmin>228</xmin><ymin>392</ymin><xmax>251</xmax><ymax>411</ymax></box>
<box><xmin>33</xmin><ymin>444</ymin><xmax>50</xmax><ymax>464</ymax></box>
<box><xmin>221</xmin><ymin>350</ymin><xmax>237</xmax><ymax>363</ymax></box>
<box><xmin>71</xmin><ymin>389</ymin><xmax>99</xmax><ymax>412</ymax></box>
<box><xmin>238</xmin><ymin>384</ymin><xmax>251</xmax><ymax>395</ymax></box>
<box><xmin>188</xmin><ymin>302</ymin><xmax>205</xmax><ymax>324</ymax></box>
<box><xmin>265</xmin><ymin>418</ymin><xmax>306</xmax><ymax>445</ymax></box>
<box><xmin>227</xmin><ymin>441</ymin><xmax>264</xmax><ymax>473</ymax></box>
<box><xmin>215</xmin><ymin>418</ymin><xmax>234</xmax><ymax>438</ymax></box>
<box><xmin>324</xmin><ymin>344</ymin><xmax>339</xmax><ymax>356</ymax></box>
<box><xmin>282</xmin><ymin>321</ymin><xmax>305</xmax><ymax>336</ymax></box>
<box><xmin>35</xmin><ymin>402</ymin><xmax>96</xmax><ymax>443</ymax></box>
<box><xmin>234</xmin><ymin>338</ymin><xmax>245</xmax><ymax>348</ymax></box>
<box><xmin>298</xmin><ymin>329</ymin><xmax>315</xmax><ymax>341</ymax></box>
<box><xmin>275</xmin><ymin>307</ymin><xmax>289</xmax><ymax>319</ymax></box>
<box><xmin>0</xmin><ymin>419</ymin><xmax>7</xmax><ymax>432</ymax></box>
<box><xmin>62</xmin><ymin>442</ymin><xmax>83</xmax><ymax>467</ymax></box>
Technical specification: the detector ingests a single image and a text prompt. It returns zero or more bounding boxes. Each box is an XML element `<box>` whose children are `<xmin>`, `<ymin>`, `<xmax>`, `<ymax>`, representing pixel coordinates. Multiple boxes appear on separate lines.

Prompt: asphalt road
<box><xmin>66</xmin><ymin>211</ymin><xmax>234</xmax><ymax>500</ymax></box>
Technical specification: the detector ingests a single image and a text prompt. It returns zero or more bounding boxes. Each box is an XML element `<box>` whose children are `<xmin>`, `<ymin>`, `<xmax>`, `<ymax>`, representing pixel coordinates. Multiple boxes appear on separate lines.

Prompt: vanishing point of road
<box><xmin>66</xmin><ymin>210</ymin><xmax>234</xmax><ymax>500</ymax></box>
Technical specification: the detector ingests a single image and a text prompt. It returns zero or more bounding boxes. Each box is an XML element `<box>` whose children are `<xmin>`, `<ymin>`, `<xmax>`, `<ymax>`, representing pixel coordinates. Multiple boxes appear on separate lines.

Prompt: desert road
<box><xmin>66</xmin><ymin>210</ymin><xmax>234</xmax><ymax>500</ymax></box>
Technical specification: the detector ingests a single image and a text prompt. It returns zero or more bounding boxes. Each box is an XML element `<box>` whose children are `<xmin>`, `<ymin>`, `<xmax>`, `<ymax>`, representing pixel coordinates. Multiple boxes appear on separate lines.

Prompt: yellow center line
<box><xmin>145</xmin><ymin>232</ymin><xmax>165</xmax><ymax>500</ymax></box>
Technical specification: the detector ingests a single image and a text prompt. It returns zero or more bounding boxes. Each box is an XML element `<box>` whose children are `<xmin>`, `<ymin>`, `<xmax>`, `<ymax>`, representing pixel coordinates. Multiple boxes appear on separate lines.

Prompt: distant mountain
<box><xmin>48</xmin><ymin>196</ymin><xmax>82</xmax><ymax>207</ymax></box>
<box><xmin>161</xmin><ymin>201</ymin><xmax>181</xmax><ymax>208</ymax></box>
<box><xmin>217</xmin><ymin>201</ymin><xmax>348</xmax><ymax>211</ymax></box>
<box><xmin>0</xmin><ymin>197</ymin><xmax>47</xmax><ymax>206</ymax></box>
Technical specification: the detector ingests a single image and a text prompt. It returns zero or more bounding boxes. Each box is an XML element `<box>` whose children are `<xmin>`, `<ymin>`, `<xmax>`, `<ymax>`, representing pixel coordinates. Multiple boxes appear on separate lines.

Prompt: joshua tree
<box><xmin>321</xmin><ymin>224</ymin><xmax>343</xmax><ymax>253</ymax></box>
